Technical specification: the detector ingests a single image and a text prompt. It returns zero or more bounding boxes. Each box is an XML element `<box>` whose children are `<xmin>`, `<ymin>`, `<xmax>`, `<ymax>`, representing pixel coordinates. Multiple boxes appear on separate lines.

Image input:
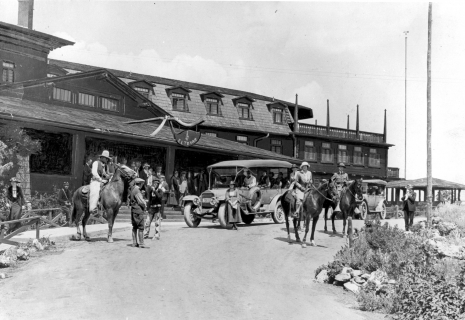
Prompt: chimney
<box><xmin>293</xmin><ymin>94</ymin><xmax>299</xmax><ymax>133</ymax></box>
<box><xmin>356</xmin><ymin>104</ymin><xmax>360</xmax><ymax>139</ymax></box>
<box><xmin>326</xmin><ymin>99</ymin><xmax>330</xmax><ymax>134</ymax></box>
<box><xmin>18</xmin><ymin>0</ymin><xmax>34</xmax><ymax>29</ymax></box>
<box><xmin>383</xmin><ymin>109</ymin><xmax>387</xmax><ymax>143</ymax></box>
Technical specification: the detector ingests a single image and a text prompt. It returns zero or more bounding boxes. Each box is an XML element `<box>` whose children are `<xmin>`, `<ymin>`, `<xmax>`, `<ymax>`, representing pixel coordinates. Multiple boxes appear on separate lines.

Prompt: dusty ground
<box><xmin>0</xmin><ymin>219</ymin><xmax>391</xmax><ymax>320</ymax></box>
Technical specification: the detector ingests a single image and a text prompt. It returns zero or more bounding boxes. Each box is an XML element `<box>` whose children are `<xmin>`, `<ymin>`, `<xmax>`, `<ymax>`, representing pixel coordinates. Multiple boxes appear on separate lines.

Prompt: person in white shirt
<box><xmin>89</xmin><ymin>150</ymin><xmax>112</xmax><ymax>216</ymax></box>
<box><xmin>294</xmin><ymin>162</ymin><xmax>313</xmax><ymax>218</ymax></box>
<box><xmin>243</xmin><ymin>169</ymin><xmax>257</xmax><ymax>188</ymax></box>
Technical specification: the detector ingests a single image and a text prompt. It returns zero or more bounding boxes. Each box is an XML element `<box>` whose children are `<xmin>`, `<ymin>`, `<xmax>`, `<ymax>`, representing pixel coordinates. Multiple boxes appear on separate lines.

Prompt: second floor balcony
<box><xmin>298</xmin><ymin>123</ymin><xmax>386</xmax><ymax>144</ymax></box>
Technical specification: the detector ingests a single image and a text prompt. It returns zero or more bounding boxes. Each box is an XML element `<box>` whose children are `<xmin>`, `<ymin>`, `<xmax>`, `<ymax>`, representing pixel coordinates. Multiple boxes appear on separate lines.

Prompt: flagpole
<box><xmin>426</xmin><ymin>3</ymin><xmax>433</xmax><ymax>226</ymax></box>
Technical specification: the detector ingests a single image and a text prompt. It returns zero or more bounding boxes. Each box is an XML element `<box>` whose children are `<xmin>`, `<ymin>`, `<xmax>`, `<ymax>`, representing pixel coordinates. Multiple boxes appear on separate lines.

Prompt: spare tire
<box><xmin>246</xmin><ymin>187</ymin><xmax>262</xmax><ymax>213</ymax></box>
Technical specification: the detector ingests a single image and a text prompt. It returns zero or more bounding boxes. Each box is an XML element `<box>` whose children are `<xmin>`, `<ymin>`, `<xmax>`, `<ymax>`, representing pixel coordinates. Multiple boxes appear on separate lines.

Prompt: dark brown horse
<box><xmin>279</xmin><ymin>180</ymin><xmax>336</xmax><ymax>247</ymax></box>
<box><xmin>324</xmin><ymin>179</ymin><xmax>363</xmax><ymax>237</ymax></box>
<box><xmin>70</xmin><ymin>165</ymin><xmax>136</xmax><ymax>242</ymax></box>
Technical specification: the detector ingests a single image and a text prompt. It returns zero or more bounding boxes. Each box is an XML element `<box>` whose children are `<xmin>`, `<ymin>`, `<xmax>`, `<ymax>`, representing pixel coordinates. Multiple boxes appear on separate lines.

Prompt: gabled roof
<box><xmin>0</xmin><ymin>96</ymin><xmax>297</xmax><ymax>162</ymax></box>
<box><xmin>0</xmin><ymin>69</ymin><xmax>170</xmax><ymax>117</ymax></box>
<box><xmin>200</xmin><ymin>92</ymin><xmax>225</xmax><ymax>99</ymax></box>
<box><xmin>0</xmin><ymin>21</ymin><xmax>73</xmax><ymax>53</ymax></box>
<box><xmin>266</xmin><ymin>101</ymin><xmax>288</xmax><ymax>108</ymax></box>
<box><xmin>127</xmin><ymin>79</ymin><xmax>156</xmax><ymax>87</ymax></box>
<box><xmin>232</xmin><ymin>95</ymin><xmax>256</xmax><ymax>103</ymax></box>
<box><xmin>165</xmin><ymin>86</ymin><xmax>192</xmax><ymax>93</ymax></box>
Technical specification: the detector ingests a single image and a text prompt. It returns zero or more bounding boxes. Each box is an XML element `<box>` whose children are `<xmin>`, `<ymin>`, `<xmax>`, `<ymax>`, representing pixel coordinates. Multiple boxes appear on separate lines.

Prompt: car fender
<box><xmin>182</xmin><ymin>195</ymin><xmax>200</xmax><ymax>207</ymax></box>
<box><xmin>268</xmin><ymin>193</ymin><xmax>283</xmax><ymax>211</ymax></box>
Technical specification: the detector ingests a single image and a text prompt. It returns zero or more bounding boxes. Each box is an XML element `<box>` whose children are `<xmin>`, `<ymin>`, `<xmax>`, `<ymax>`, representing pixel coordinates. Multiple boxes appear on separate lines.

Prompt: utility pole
<box><xmin>426</xmin><ymin>3</ymin><xmax>433</xmax><ymax>226</ymax></box>
<box><xmin>404</xmin><ymin>30</ymin><xmax>409</xmax><ymax>179</ymax></box>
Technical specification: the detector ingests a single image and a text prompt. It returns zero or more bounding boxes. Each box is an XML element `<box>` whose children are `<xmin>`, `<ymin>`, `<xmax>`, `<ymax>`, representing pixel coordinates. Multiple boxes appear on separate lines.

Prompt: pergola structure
<box><xmin>386</xmin><ymin>177</ymin><xmax>465</xmax><ymax>205</ymax></box>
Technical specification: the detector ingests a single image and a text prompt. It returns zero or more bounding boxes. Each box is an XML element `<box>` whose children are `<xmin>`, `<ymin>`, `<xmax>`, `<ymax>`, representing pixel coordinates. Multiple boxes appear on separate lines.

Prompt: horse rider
<box><xmin>130</xmin><ymin>178</ymin><xmax>149</xmax><ymax>248</ymax></box>
<box><xmin>331</xmin><ymin>162</ymin><xmax>350</xmax><ymax>213</ymax></box>
<box><xmin>293</xmin><ymin>162</ymin><xmax>313</xmax><ymax>218</ymax></box>
<box><xmin>144</xmin><ymin>177</ymin><xmax>165</xmax><ymax>240</ymax></box>
<box><xmin>58</xmin><ymin>181</ymin><xmax>73</xmax><ymax>226</ymax></box>
<box><xmin>89</xmin><ymin>150</ymin><xmax>112</xmax><ymax>218</ymax></box>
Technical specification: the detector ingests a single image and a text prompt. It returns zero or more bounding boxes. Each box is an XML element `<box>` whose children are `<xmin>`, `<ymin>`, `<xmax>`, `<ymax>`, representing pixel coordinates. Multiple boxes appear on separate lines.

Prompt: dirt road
<box><xmin>0</xmin><ymin>220</ymin><xmax>387</xmax><ymax>320</ymax></box>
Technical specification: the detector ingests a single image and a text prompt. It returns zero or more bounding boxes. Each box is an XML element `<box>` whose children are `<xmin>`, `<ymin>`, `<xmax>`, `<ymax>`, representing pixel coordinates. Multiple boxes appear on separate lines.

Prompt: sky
<box><xmin>1</xmin><ymin>0</ymin><xmax>464</xmax><ymax>183</ymax></box>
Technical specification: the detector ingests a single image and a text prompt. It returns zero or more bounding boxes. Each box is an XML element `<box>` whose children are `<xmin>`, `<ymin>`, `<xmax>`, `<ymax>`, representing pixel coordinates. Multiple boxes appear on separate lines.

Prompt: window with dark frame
<box><xmin>237</xmin><ymin>102</ymin><xmax>251</xmax><ymax>119</ymax></box>
<box><xmin>304</xmin><ymin>141</ymin><xmax>316</xmax><ymax>161</ymax></box>
<box><xmin>52</xmin><ymin>87</ymin><xmax>72</xmax><ymax>102</ymax></box>
<box><xmin>2</xmin><ymin>61</ymin><xmax>15</xmax><ymax>83</ymax></box>
<box><xmin>271</xmin><ymin>139</ymin><xmax>282</xmax><ymax>154</ymax></box>
<box><xmin>100</xmin><ymin>97</ymin><xmax>119</xmax><ymax>112</ymax></box>
<box><xmin>204</xmin><ymin>132</ymin><xmax>217</xmax><ymax>137</ymax></box>
<box><xmin>321</xmin><ymin>142</ymin><xmax>333</xmax><ymax>163</ymax></box>
<box><xmin>206</xmin><ymin>98</ymin><xmax>219</xmax><ymax>115</ymax></box>
<box><xmin>78</xmin><ymin>92</ymin><xmax>95</xmax><ymax>107</ymax></box>
<box><xmin>353</xmin><ymin>146</ymin><xmax>364</xmax><ymax>165</ymax></box>
<box><xmin>134</xmin><ymin>86</ymin><xmax>150</xmax><ymax>98</ymax></box>
<box><xmin>236</xmin><ymin>135</ymin><xmax>248</xmax><ymax>144</ymax></box>
<box><xmin>172</xmin><ymin>92</ymin><xmax>187</xmax><ymax>111</ymax></box>
<box><xmin>338</xmin><ymin>145</ymin><xmax>349</xmax><ymax>164</ymax></box>
<box><xmin>272</xmin><ymin>108</ymin><xmax>283</xmax><ymax>124</ymax></box>
<box><xmin>369</xmin><ymin>148</ymin><xmax>380</xmax><ymax>167</ymax></box>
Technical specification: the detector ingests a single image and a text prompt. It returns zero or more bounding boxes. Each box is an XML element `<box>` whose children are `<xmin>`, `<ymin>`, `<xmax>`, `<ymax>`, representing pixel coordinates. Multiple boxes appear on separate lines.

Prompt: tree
<box><xmin>0</xmin><ymin>123</ymin><xmax>41</xmax><ymax>187</ymax></box>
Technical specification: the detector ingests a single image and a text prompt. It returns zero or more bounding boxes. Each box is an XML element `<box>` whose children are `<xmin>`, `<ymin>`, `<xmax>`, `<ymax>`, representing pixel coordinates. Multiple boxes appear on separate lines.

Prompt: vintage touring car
<box><xmin>357</xmin><ymin>179</ymin><xmax>388</xmax><ymax>220</ymax></box>
<box><xmin>182</xmin><ymin>159</ymin><xmax>294</xmax><ymax>228</ymax></box>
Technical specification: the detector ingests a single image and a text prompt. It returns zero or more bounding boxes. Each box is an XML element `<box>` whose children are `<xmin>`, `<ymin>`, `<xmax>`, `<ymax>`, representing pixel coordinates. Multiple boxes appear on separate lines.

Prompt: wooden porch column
<box><xmin>165</xmin><ymin>145</ymin><xmax>176</xmax><ymax>188</ymax></box>
<box><xmin>73</xmin><ymin>132</ymin><xmax>86</xmax><ymax>188</ymax></box>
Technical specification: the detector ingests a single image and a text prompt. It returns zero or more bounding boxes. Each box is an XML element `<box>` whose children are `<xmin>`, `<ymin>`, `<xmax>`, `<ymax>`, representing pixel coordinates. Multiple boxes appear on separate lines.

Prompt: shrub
<box><xmin>434</xmin><ymin>204</ymin><xmax>465</xmax><ymax>236</ymax></box>
<box><xmin>357</xmin><ymin>281</ymin><xmax>396</xmax><ymax>313</ymax></box>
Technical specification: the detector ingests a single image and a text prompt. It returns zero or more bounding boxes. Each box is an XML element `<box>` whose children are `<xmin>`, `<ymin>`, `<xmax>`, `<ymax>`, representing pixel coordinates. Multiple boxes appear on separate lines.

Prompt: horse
<box><xmin>324</xmin><ymin>179</ymin><xmax>363</xmax><ymax>237</ymax></box>
<box><xmin>279</xmin><ymin>180</ymin><xmax>336</xmax><ymax>247</ymax></box>
<box><xmin>70</xmin><ymin>165</ymin><xmax>136</xmax><ymax>242</ymax></box>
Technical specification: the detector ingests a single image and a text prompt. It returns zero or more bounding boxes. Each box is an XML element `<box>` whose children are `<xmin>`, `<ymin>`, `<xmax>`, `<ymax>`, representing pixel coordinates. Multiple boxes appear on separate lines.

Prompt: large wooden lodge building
<box><xmin>0</xmin><ymin>5</ymin><xmax>399</xmax><ymax>197</ymax></box>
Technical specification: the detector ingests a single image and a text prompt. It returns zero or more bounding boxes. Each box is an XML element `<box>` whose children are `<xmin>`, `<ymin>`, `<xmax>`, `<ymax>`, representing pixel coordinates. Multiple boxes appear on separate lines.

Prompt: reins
<box><xmin>307</xmin><ymin>182</ymin><xmax>335</xmax><ymax>202</ymax></box>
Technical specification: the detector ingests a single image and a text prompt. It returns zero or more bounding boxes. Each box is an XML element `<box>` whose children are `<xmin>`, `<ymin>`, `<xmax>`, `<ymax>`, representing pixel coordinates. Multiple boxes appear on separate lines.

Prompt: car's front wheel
<box><xmin>183</xmin><ymin>203</ymin><xmax>201</xmax><ymax>228</ymax></box>
<box><xmin>379</xmin><ymin>202</ymin><xmax>387</xmax><ymax>220</ymax></box>
<box><xmin>217</xmin><ymin>203</ymin><xmax>231</xmax><ymax>229</ymax></box>
<box><xmin>272</xmin><ymin>202</ymin><xmax>285</xmax><ymax>224</ymax></box>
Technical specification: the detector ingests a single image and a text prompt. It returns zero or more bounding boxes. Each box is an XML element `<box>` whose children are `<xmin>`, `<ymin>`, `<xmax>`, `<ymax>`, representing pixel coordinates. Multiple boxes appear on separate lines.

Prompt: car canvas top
<box><xmin>362</xmin><ymin>179</ymin><xmax>387</xmax><ymax>186</ymax></box>
<box><xmin>208</xmin><ymin>159</ymin><xmax>293</xmax><ymax>169</ymax></box>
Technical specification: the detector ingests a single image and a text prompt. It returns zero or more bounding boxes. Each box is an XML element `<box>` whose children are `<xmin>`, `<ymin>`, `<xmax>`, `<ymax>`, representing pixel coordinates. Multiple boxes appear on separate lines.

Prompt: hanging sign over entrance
<box><xmin>124</xmin><ymin>116</ymin><xmax>204</xmax><ymax>148</ymax></box>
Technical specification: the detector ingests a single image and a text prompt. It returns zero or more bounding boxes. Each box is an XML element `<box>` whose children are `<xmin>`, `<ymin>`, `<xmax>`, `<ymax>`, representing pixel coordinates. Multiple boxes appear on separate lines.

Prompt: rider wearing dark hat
<box><xmin>130</xmin><ymin>178</ymin><xmax>149</xmax><ymax>248</ymax></box>
<box><xmin>331</xmin><ymin>162</ymin><xmax>350</xmax><ymax>212</ymax></box>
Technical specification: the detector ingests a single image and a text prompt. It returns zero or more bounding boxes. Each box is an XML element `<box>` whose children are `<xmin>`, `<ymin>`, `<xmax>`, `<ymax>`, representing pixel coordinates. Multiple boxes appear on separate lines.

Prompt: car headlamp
<box><xmin>210</xmin><ymin>197</ymin><xmax>218</xmax><ymax>206</ymax></box>
<box><xmin>193</xmin><ymin>197</ymin><xmax>200</xmax><ymax>206</ymax></box>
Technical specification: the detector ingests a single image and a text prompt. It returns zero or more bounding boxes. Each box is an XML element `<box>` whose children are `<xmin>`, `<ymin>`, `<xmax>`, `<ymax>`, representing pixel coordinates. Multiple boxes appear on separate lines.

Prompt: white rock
<box><xmin>361</xmin><ymin>273</ymin><xmax>370</xmax><ymax>280</ymax></box>
<box><xmin>350</xmin><ymin>269</ymin><xmax>362</xmax><ymax>277</ymax></box>
<box><xmin>368</xmin><ymin>270</ymin><xmax>388</xmax><ymax>283</ymax></box>
<box><xmin>0</xmin><ymin>256</ymin><xmax>13</xmax><ymax>268</ymax></box>
<box><xmin>354</xmin><ymin>276</ymin><xmax>366</xmax><ymax>284</ymax></box>
<box><xmin>388</xmin><ymin>279</ymin><xmax>396</xmax><ymax>285</ymax></box>
<box><xmin>344</xmin><ymin>282</ymin><xmax>359</xmax><ymax>293</ymax></box>
<box><xmin>32</xmin><ymin>239</ymin><xmax>44</xmax><ymax>251</ymax></box>
<box><xmin>341</xmin><ymin>267</ymin><xmax>353</xmax><ymax>275</ymax></box>
<box><xmin>335</xmin><ymin>273</ymin><xmax>351</xmax><ymax>282</ymax></box>
<box><xmin>316</xmin><ymin>270</ymin><xmax>329</xmax><ymax>283</ymax></box>
<box><xmin>16</xmin><ymin>248</ymin><xmax>29</xmax><ymax>261</ymax></box>
<box><xmin>0</xmin><ymin>273</ymin><xmax>6</xmax><ymax>279</ymax></box>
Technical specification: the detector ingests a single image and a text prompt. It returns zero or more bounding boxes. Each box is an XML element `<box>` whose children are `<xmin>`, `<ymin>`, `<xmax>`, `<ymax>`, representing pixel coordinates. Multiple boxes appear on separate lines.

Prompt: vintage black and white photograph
<box><xmin>0</xmin><ymin>0</ymin><xmax>464</xmax><ymax>319</ymax></box>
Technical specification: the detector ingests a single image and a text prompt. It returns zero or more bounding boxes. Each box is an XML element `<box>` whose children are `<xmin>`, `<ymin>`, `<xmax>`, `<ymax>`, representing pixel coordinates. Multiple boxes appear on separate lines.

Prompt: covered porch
<box><xmin>385</xmin><ymin>177</ymin><xmax>465</xmax><ymax>208</ymax></box>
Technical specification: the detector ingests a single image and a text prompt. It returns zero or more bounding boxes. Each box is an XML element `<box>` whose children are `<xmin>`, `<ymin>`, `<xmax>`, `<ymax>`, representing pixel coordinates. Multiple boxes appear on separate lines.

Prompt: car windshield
<box><xmin>367</xmin><ymin>184</ymin><xmax>386</xmax><ymax>195</ymax></box>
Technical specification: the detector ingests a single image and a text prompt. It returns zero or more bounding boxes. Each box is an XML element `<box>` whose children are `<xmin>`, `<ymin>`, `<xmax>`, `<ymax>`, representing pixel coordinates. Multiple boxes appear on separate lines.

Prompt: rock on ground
<box><xmin>335</xmin><ymin>273</ymin><xmax>351</xmax><ymax>283</ymax></box>
<box><xmin>316</xmin><ymin>270</ymin><xmax>329</xmax><ymax>283</ymax></box>
<box><xmin>344</xmin><ymin>282</ymin><xmax>359</xmax><ymax>293</ymax></box>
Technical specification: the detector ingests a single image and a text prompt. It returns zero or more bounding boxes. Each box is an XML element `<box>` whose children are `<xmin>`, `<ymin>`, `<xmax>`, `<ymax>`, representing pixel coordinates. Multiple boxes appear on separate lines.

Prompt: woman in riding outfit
<box><xmin>331</xmin><ymin>162</ymin><xmax>350</xmax><ymax>213</ymax></box>
<box><xmin>293</xmin><ymin>162</ymin><xmax>313</xmax><ymax>218</ymax></box>
<box><xmin>225</xmin><ymin>181</ymin><xmax>242</xmax><ymax>230</ymax></box>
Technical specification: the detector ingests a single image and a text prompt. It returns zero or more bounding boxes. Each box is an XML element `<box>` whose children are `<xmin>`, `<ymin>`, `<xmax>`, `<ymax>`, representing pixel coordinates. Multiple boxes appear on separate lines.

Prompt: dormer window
<box><xmin>134</xmin><ymin>87</ymin><xmax>149</xmax><ymax>98</ymax></box>
<box><xmin>172</xmin><ymin>92</ymin><xmax>187</xmax><ymax>111</ymax></box>
<box><xmin>166</xmin><ymin>86</ymin><xmax>191</xmax><ymax>112</ymax></box>
<box><xmin>2</xmin><ymin>61</ymin><xmax>15</xmax><ymax>83</ymax></box>
<box><xmin>238</xmin><ymin>103</ymin><xmax>251</xmax><ymax>119</ymax></box>
<box><xmin>206</xmin><ymin>98</ymin><xmax>219</xmax><ymax>115</ymax></box>
<box><xmin>272</xmin><ymin>108</ymin><xmax>283</xmax><ymax>124</ymax></box>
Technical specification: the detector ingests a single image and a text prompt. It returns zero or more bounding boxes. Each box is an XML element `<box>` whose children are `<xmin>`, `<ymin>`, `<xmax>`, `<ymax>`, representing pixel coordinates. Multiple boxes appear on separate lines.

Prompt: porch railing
<box><xmin>299</xmin><ymin>123</ymin><xmax>385</xmax><ymax>143</ymax></box>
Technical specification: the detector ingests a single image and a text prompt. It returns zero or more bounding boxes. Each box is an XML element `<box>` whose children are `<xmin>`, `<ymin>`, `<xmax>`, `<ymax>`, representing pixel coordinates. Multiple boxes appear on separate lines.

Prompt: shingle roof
<box><xmin>0</xmin><ymin>96</ymin><xmax>298</xmax><ymax>162</ymax></box>
<box><xmin>387</xmin><ymin>178</ymin><xmax>465</xmax><ymax>190</ymax></box>
<box><xmin>49</xmin><ymin>59</ymin><xmax>313</xmax><ymax>134</ymax></box>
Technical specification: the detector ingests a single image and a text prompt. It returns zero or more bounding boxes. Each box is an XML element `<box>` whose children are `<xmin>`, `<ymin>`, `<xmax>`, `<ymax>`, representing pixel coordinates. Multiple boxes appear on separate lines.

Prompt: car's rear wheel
<box><xmin>241</xmin><ymin>212</ymin><xmax>255</xmax><ymax>224</ymax></box>
<box><xmin>272</xmin><ymin>202</ymin><xmax>285</xmax><ymax>224</ymax></box>
<box><xmin>217</xmin><ymin>203</ymin><xmax>231</xmax><ymax>229</ymax></box>
<box><xmin>379</xmin><ymin>203</ymin><xmax>387</xmax><ymax>220</ymax></box>
<box><xmin>359</xmin><ymin>201</ymin><xmax>368</xmax><ymax>220</ymax></box>
<box><xmin>183</xmin><ymin>203</ymin><xmax>201</xmax><ymax>228</ymax></box>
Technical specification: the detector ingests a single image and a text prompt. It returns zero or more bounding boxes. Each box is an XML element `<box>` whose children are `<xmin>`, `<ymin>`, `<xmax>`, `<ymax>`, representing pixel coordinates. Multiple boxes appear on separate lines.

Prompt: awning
<box><xmin>208</xmin><ymin>159</ymin><xmax>293</xmax><ymax>169</ymax></box>
<box><xmin>0</xmin><ymin>96</ymin><xmax>298</xmax><ymax>162</ymax></box>
<box><xmin>386</xmin><ymin>177</ymin><xmax>465</xmax><ymax>190</ymax></box>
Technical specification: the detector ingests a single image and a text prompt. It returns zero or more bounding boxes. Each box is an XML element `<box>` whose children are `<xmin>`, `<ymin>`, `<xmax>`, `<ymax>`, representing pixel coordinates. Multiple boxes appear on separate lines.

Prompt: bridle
<box><xmin>307</xmin><ymin>182</ymin><xmax>335</xmax><ymax>202</ymax></box>
<box><xmin>343</xmin><ymin>180</ymin><xmax>362</xmax><ymax>199</ymax></box>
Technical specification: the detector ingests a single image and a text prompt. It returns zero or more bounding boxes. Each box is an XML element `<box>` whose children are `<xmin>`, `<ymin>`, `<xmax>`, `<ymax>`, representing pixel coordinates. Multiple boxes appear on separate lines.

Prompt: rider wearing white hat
<box><xmin>293</xmin><ymin>161</ymin><xmax>313</xmax><ymax>218</ymax></box>
<box><xmin>89</xmin><ymin>150</ymin><xmax>112</xmax><ymax>217</ymax></box>
<box><xmin>331</xmin><ymin>162</ymin><xmax>349</xmax><ymax>213</ymax></box>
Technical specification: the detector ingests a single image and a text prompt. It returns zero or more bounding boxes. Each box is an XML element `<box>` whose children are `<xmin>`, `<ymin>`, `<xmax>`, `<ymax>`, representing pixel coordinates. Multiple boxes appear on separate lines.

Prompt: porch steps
<box><xmin>115</xmin><ymin>207</ymin><xmax>185</xmax><ymax>223</ymax></box>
